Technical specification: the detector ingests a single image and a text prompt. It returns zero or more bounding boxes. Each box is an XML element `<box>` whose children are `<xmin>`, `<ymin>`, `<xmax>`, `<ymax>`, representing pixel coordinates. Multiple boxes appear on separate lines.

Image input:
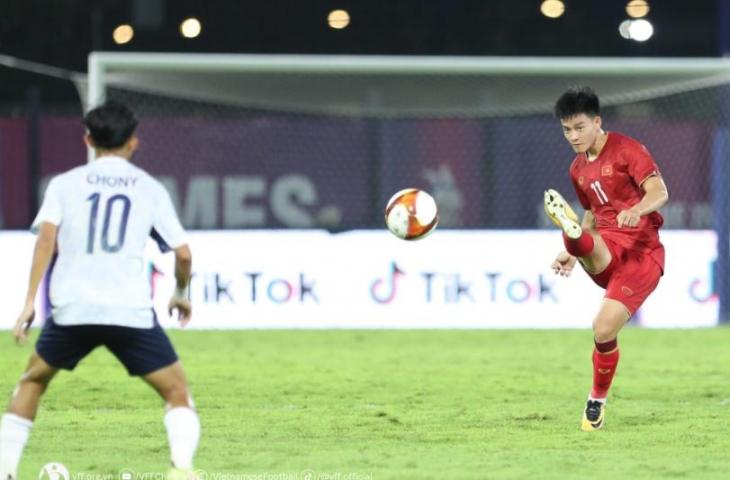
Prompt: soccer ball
<box><xmin>385</xmin><ymin>188</ymin><xmax>439</xmax><ymax>240</ymax></box>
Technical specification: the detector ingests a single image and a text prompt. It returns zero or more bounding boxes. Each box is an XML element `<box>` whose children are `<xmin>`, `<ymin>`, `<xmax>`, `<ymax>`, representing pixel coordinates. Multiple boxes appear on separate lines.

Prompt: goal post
<box><xmin>88</xmin><ymin>53</ymin><xmax>730</xmax><ymax>114</ymax></box>
<box><xmin>87</xmin><ymin>53</ymin><xmax>730</xmax><ymax>322</ymax></box>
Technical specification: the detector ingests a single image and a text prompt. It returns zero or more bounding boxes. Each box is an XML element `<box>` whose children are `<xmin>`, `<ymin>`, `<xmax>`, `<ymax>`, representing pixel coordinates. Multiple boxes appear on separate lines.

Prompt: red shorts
<box><xmin>585</xmin><ymin>237</ymin><xmax>663</xmax><ymax>315</ymax></box>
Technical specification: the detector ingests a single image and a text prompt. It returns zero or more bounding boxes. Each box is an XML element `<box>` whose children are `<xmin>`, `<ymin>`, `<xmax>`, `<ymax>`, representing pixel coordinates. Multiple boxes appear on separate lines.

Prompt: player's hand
<box><xmin>12</xmin><ymin>304</ymin><xmax>35</xmax><ymax>345</ymax></box>
<box><xmin>616</xmin><ymin>206</ymin><xmax>642</xmax><ymax>228</ymax></box>
<box><xmin>168</xmin><ymin>296</ymin><xmax>192</xmax><ymax>327</ymax></box>
<box><xmin>551</xmin><ymin>251</ymin><xmax>577</xmax><ymax>277</ymax></box>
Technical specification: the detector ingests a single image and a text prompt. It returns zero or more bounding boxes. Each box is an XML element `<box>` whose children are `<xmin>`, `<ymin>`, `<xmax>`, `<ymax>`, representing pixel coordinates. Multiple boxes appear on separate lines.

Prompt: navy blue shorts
<box><xmin>35</xmin><ymin>314</ymin><xmax>179</xmax><ymax>376</ymax></box>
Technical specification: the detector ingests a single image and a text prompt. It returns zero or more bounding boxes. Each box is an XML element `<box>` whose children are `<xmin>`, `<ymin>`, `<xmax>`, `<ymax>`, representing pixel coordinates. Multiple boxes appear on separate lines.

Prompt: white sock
<box><xmin>0</xmin><ymin>413</ymin><xmax>34</xmax><ymax>479</ymax></box>
<box><xmin>164</xmin><ymin>407</ymin><xmax>200</xmax><ymax>469</ymax></box>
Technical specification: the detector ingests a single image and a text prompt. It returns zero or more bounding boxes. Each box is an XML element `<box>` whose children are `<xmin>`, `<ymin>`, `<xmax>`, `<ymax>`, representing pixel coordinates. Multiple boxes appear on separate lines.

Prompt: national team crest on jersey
<box><xmin>578</xmin><ymin>176</ymin><xmax>585</xmax><ymax>185</ymax></box>
<box><xmin>601</xmin><ymin>165</ymin><xmax>613</xmax><ymax>176</ymax></box>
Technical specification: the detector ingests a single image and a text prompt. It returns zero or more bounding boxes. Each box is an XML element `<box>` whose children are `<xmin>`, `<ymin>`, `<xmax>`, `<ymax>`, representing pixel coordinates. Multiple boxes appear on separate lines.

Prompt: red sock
<box><xmin>591</xmin><ymin>338</ymin><xmax>619</xmax><ymax>400</ymax></box>
<box><xmin>563</xmin><ymin>232</ymin><xmax>594</xmax><ymax>257</ymax></box>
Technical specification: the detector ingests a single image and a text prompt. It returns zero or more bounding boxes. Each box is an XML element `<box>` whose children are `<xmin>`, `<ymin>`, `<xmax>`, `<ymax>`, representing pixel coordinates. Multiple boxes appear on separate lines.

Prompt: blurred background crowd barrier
<box><xmin>0</xmin><ymin>54</ymin><xmax>726</xmax><ymax>325</ymax></box>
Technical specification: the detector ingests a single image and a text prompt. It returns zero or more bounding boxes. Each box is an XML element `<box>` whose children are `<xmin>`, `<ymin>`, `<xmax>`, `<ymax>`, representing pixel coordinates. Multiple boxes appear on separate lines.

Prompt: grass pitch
<box><xmin>3</xmin><ymin>328</ymin><xmax>730</xmax><ymax>479</ymax></box>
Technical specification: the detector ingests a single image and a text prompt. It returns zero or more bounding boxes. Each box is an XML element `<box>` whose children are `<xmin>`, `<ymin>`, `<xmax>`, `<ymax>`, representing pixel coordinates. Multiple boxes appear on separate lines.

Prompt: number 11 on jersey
<box><xmin>590</xmin><ymin>180</ymin><xmax>609</xmax><ymax>205</ymax></box>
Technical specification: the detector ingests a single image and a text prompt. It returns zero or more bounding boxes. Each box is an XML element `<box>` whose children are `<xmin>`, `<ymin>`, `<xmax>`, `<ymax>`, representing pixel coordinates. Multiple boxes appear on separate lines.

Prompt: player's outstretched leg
<box><xmin>143</xmin><ymin>362</ymin><xmax>200</xmax><ymax>478</ymax></box>
<box><xmin>0</xmin><ymin>354</ymin><xmax>57</xmax><ymax>480</ymax></box>
<box><xmin>581</xmin><ymin>298</ymin><xmax>630</xmax><ymax>432</ymax></box>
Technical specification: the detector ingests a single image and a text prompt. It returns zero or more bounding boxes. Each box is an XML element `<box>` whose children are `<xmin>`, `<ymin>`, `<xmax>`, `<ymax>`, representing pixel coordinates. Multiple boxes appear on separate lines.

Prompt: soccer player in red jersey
<box><xmin>544</xmin><ymin>86</ymin><xmax>669</xmax><ymax>431</ymax></box>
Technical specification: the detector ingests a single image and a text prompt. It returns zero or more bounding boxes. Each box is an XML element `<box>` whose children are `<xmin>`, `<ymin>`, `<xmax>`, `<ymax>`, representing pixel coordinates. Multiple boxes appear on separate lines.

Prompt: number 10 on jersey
<box><xmin>87</xmin><ymin>193</ymin><xmax>132</xmax><ymax>253</ymax></box>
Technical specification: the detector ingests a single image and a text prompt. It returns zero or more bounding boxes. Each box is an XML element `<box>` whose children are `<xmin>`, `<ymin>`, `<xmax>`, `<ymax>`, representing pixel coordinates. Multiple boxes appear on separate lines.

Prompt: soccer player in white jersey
<box><xmin>0</xmin><ymin>102</ymin><xmax>200</xmax><ymax>479</ymax></box>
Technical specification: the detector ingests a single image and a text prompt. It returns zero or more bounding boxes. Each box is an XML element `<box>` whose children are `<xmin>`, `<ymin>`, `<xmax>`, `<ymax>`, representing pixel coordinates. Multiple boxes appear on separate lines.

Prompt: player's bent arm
<box><xmin>13</xmin><ymin>222</ymin><xmax>57</xmax><ymax>342</ymax></box>
<box><xmin>173</xmin><ymin>244</ymin><xmax>192</xmax><ymax>297</ymax></box>
<box><xmin>581</xmin><ymin>210</ymin><xmax>596</xmax><ymax>231</ymax></box>
<box><xmin>23</xmin><ymin>222</ymin><xmax>58</xmax><ymax>308</ymax></box>
<box><xmin>617</xmin><ymin>175</ymin><xmax>668</xmax><ymax>228</ymax></box>
<box><xmin>168</xmin><ymin>244</ymin><xmax>193</xmax><ymax>326</ymax></box>
<box><xmin>635</xmin><ymin>175</ymin><xmax>669</xmax><ymax>216</ymax></box>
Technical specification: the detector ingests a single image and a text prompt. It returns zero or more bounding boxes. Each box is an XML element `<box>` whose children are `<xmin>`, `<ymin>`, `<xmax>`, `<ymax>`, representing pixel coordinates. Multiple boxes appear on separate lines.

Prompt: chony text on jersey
<box><xmin>86</xmin><ymin>174</ymin><xmax>139</xmax><ymax>188</ymax></box>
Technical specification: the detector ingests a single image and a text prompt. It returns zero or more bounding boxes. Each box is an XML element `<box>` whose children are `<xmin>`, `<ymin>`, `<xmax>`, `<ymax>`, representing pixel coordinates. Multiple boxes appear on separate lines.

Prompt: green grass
<box><xmin>3</xmin><ymin>328</ymin><xmax>730</xmax><ymax>479</ymax></box>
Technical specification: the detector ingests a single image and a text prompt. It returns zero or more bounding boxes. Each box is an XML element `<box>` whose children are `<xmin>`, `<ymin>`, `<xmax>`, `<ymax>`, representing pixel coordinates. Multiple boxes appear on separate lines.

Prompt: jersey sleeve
<box><xmin>151</xmin><ymin>184</ymin><xmax>187</xmax><ymax>251</ymax></box>
<box><xmin>30</xmin><ymin>177</ymin><xmax>63</xmax><ymax>233</ymax></box>
<box><xmin>626</xmin><ymin>142</ymin><xmax>661</xmax><ymax>187</ymax></box>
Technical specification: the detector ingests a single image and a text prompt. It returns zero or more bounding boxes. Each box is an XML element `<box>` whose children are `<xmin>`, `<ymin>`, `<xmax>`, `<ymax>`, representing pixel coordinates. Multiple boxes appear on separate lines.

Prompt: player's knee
<box><xmin>19</xmin><ymin>365</ymin><xmax>55</xmax><ymax>388</ymax></box>
<box><xmin>592</xmin><ymin>323</ymin><xmax>618</xmax><ymax>343</ymax></box>
<box><xmin>162</xmin><ymin>382</ymin><xmax>191</xmax><ymax>407</ymax></box>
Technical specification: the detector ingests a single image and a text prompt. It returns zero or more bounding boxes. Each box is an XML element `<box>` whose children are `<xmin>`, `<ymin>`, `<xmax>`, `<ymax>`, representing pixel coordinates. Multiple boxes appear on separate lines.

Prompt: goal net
<box><xmin>89</xmin><ymin>54</ymin><xmax>729</xmax><ymax>231</ymax></box>
<box><xmin>84</xmin><ymin>54</ymin><xmax>730</xmax><ymax>322</ymax></box>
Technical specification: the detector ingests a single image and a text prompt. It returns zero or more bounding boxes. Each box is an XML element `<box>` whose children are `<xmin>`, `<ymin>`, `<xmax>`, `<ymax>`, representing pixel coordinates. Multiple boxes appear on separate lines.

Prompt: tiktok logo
<box><xmin>370</xmin><ymin>261</ymin><xmax>405</xmax><ymax>304</ymax></box>
<box><xmin>689</xmin><ymin>260</ymin><xmax>718</xmax><ymax>303</ymax></box>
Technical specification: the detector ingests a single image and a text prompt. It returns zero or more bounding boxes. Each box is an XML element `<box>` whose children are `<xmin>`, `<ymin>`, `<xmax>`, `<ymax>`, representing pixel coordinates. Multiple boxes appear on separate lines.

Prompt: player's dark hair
<box><xmin>83</xmin><ymin>101</ymin><xmax>138</xmax><ymax>149</ymax></box>
<box><xmin>554</xmin><ymin>86</ymin><xmax>600</xmax><ymax>119</ymax></box>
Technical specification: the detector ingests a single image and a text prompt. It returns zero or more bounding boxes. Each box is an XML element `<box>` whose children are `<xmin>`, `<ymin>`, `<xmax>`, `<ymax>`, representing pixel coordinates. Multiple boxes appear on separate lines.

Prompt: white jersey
<box><xmin>32</xmin><ymin>155</ymin><xmax>186</xmax><ymax>328</ymax></box>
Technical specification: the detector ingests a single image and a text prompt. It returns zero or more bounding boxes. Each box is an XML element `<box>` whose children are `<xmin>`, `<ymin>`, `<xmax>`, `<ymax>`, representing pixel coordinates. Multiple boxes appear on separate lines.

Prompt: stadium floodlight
<box><xmin>180</xmin><ymin>18</ymin><xmax>202</xmax><ymax>38</ymax></box>
<box><xmin>327</xmin><ymin>10</ymin><xmax>350</xmax><ymax>29</ymax></box>
<box><xmin>626</xmin><ymin>0</ymin><xmax>650</xmax><ymax>18</ymax></box>
<box><xmin>628</xmin><ymin>19</ymin><xmax>654</xmax><ymax>41</ymax></box>
<box><xmin>540</xmin><ymin>0</ymin><xmax>565</xmax><ymax>19</ymax></box>
<box><xmin>113</xmin><ymin>25</ymin><xmax>134</xmax><ymax>45</ymax></box>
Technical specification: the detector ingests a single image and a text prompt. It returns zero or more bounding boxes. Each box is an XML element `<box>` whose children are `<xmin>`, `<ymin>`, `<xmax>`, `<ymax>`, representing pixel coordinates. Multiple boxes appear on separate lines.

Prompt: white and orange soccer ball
<box><xmin>384</xmin><ymin>188</ymin><xmax>439</xmax><ymax>240</ymax></box>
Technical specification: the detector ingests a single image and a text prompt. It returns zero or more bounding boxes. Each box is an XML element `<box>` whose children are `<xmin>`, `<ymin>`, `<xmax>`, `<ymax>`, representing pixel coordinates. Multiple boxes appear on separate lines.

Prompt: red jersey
<box><xmin>569</xmin><ymin>132</ymin><xmax>664</xmax><ymax>269</ymax></box>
